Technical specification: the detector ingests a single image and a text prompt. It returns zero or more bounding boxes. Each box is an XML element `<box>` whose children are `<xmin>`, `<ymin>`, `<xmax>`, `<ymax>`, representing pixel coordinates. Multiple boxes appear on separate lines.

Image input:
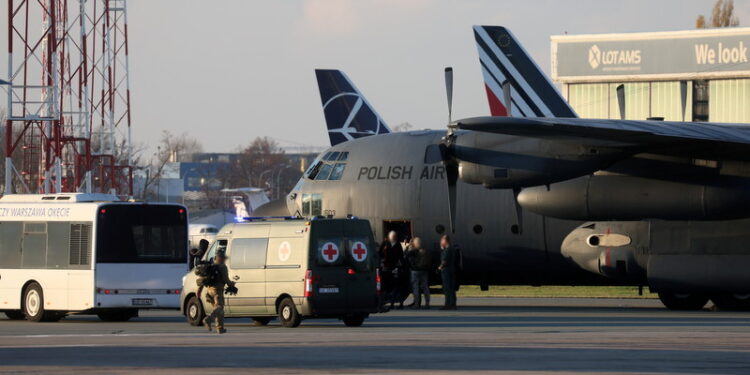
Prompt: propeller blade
<box><xmin>445</xmin><ymin>67</ymin><xmax>453</xmax><ymax>123</ymax></box>
<box><xmin>424</xmin><ymin>144</ymin><xmax>444</xmax><ymax>164</ymax></box>
<box><xmin>512</xmin><ymin>187</ymin><xmax>523</xmax><ymax>234</ymax></box>
<box><xmin>446</xmin><ymin>162</ymin><xmax>458</xmax><ymax>233</ymax></box>
<box><xmin>680</xmin><ymin>80</ymin><xmax>688</xmax><ymax>122</ymax></box>
<box><xmin>502</xmin><ymin>80</ymin><xmax>512</xmax><ymax>115</ymax></box>
<box><xmin>616</xmin><ymin>84</ymin><xmax>625</xmax><ymax>120</ymax></box>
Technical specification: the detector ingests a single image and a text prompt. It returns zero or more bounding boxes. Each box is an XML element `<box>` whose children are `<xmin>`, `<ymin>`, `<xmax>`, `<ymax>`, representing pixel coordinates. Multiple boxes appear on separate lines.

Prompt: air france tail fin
<box><xmin>315</xmin><ymin>69</ymin><xmax>392</xmax><ymax>146</ymax></box>
<box><xmin>473</xmin><ymin>25</ymin><xmax>577</xmax><ymax>118</ymax></box>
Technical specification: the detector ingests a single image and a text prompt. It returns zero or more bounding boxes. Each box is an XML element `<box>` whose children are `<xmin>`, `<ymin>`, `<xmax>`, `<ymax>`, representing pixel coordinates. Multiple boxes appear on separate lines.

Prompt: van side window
<box><xmin>204</xmin><ymin>240</ymin><xmax>227</xmax><ymax>262</ymax></box>
<box><xmin>230</xmin><ymin>238</ymin><xmax>268</xmax><ymax>269</ymax></box>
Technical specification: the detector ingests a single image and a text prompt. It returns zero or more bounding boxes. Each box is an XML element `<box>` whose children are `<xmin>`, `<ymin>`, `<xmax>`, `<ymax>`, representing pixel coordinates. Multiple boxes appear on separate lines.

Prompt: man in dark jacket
<box><xmin>189</xmin><ymin>239</ymin><xmax>210</xmax><ymax>270</ymax></box>
<box><xmin>378</xmin><ymin>231</ymin><xmax>404</xmax><ymax>310</ymax></box>
<box><xmin>407</xmin><ymin>237</ymin><xmax>431</xmax><ymax>309</ymax></box>
<box><xmin>438</xmin><ymin>235</ymin><xmax>458</xmax><ymax>310</ymax></box>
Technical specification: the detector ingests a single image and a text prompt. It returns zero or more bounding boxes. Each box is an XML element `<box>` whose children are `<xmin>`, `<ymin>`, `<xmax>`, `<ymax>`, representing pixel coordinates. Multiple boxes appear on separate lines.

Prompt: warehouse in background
<box><xmin>551</xmin><ymin>27</ymin><xmax>750</xmax><ymax>123</ymax></box>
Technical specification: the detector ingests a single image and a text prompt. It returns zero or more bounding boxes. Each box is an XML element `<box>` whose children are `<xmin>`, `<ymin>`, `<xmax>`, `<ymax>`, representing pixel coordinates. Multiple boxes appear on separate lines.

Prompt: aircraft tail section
<box><xmin>473</xmin><ymin>25</ymin><xmax>577</xmax><ymax>118</ymax></box>
<box><xmin>315</xmin><ymin>69</ymin><xmax>391</xmax><ymax>146</ymax></box>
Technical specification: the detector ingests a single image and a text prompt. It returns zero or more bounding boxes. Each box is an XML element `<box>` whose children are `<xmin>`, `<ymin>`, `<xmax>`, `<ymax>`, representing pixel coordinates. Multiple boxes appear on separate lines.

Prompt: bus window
<box><xmin>0</xmin><ymin>222</ymin><xmax>22</xmax><ymax>268</ymax></box>
<box><xmin>96</xmin><ymin>205</ymin><xmax>187</xmax><ymax>263</ymax></box>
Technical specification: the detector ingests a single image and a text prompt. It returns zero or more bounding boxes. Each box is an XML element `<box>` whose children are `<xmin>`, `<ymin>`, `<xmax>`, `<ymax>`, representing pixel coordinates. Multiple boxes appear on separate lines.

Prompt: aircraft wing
<box><xmin>454</xmin><ymin>116</ymin><xmax>750</xmax><ymax>161</ymax></box>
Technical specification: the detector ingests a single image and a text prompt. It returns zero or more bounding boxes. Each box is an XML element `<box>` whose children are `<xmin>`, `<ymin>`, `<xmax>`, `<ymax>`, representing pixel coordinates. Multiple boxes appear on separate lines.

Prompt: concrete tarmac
<box><xmin>1</xmin><ymin>297</ymin><xmax>749</xmax><ymax>374</ymax></box>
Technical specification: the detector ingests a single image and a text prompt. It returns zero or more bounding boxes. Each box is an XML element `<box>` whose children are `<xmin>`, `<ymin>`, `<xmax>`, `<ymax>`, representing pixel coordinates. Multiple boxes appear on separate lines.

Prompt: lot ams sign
<box><xmin>553</xmin><ymin>29</ymin><xmax>750</xmax><ymax>81</ymax></box>
<box><xmin>587</xmin><ymin>45</ymin><xmax>642</xmax><ymax>70</ymax></box>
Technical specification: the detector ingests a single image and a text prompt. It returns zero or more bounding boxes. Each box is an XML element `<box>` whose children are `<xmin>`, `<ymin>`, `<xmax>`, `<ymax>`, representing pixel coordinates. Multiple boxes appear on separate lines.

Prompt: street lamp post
<box><xmin>275</xmin><ymin>164</ymin><xmax>292</xmax><ymax>200</ymax></box>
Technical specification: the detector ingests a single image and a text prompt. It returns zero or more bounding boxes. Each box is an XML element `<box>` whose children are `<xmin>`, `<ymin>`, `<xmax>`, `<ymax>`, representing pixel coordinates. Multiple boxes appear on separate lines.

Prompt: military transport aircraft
<box><xmin>266</xmin><ymin>26</ymin><xmax>750</xmax><ymax>311</ymax></box>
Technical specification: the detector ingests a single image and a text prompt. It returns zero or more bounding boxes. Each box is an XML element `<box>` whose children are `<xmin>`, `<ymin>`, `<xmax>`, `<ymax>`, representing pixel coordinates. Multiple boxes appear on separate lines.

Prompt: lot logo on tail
<box><xmin>315</xmin><ymin>69</ymin><xmax>392</xmax><ymax>146</ymax></box>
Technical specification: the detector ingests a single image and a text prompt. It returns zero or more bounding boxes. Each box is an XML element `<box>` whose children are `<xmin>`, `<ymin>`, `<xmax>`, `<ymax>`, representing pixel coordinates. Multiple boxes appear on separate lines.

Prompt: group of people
<box><xmin>378</xmin><ymin>231</ymin><xmax>460</xmax><ymax>311</ymax></box>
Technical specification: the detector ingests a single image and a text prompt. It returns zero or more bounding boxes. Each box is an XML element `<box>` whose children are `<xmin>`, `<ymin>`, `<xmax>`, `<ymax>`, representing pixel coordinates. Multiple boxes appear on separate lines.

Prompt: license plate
<box><xmin>319</xmin><ymin>287</ymin><xmax>339</xmax><ymax>294</ymax></box>
<box><xmin>132</xmin><ymin>298</ymin><xmax>154</xmax><ymax>306</ymax></box>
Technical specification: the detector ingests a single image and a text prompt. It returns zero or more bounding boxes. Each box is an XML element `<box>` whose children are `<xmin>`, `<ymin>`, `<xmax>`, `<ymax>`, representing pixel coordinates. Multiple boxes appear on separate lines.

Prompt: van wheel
<box><xmin>4</xmin><ymin>310</ymin><xmax>25</xmax><ymax>320</ymax></box>
<box><xmin>342</xmin><ymin>314</ymin><xmax>367</xmax><ymax>327</ymax></box>
<box><xmin>278</xmin><ymin>298</ymin><xmax>301</xmax><ymax>328</ymax></box>
<box><xmin>658</xmin><ymin>292</ymin><xmax>709</xmax><ymax>311</ymax></box>
<box><xmin>186</xmin><ymin>296</ymin><xmax>206</xmax><ymax>326</ymax></box>
<box><xmin>252</xmin><ymin>317</ymin><xmax>271</xmax><ymax>326</ymax></box>
<box><xmin>98</xmin><ymin>309</ymin><xmax>138</xmax><ymax>322</ymax></box>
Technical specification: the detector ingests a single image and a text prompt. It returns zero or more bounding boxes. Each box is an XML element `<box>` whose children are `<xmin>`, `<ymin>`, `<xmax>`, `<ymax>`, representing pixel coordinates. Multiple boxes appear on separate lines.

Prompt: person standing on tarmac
<box><xmin>189</xmin><ymin>239</ymin><xmax>210</xmax><ymax>270</ymax></box>
<box><xmin>407</xmin><ymin>237</ymin><xmax>431</xmax><ymax>309</ymax></box>
<box><xmin>379</xmin><ymin>231</ymin><xmax>404</xmax><ymax>310</ymax></box>
<box><xmin>203</xmin><ymin>250</ymin><xmax>235</xmax><ymax>334</ymax></box>
<box><xmin>438</xmin><ymin>235</ymin><xmax>458</xmax><ymax>310</ymax></box>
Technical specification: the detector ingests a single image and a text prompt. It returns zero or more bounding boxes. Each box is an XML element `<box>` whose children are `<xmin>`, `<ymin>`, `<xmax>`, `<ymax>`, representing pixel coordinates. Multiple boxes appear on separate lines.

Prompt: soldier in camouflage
<box><xmin>202</xmin><ymin>251</ymin><xmax>235</xmax><ymax>334</ymax></box>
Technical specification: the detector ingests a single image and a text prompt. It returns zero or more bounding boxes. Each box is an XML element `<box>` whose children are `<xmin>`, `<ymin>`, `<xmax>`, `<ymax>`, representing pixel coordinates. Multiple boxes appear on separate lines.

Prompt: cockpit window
<box><xmin>327</xmin><ymin>152</ymin><xmax>340</xmax><ymax>161</ymax></box>
<box><xmin>329</xmin><ymin>163</ymin><xmax>346</xmax><ymax>180</ymax></box>
<box><xmin>307</xmin><ymin>161</ymin><xmax>323</xmax><ymax>180</ymax></box>
<box><xmin>322</xmin><ymin>152</ymin><xmax>333</xmax><ymax>161</ymax></box>
<box><xmin>337</xmin><ymin>152</ymin><xmax>349</xmax><ymax>161</ymax></box>
<box><xmin>315</xmin><ymin>163</ymin><xmax>333</xmax><ymax>180</ymax></box>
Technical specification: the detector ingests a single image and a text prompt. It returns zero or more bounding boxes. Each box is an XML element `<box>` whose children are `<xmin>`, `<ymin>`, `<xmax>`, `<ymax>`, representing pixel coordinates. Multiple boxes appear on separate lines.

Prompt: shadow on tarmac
<box><xmin>1</xmin><ymin>345</ymin><xmax>749</xmax><ymax>374</ymax></box>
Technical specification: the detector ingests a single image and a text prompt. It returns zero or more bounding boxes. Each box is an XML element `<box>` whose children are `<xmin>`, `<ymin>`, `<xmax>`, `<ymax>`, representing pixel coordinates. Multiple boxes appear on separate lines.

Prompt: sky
<box><xmin>4</xmin><ymin>0</ymin><xmax>750</xmax><ymax>153</ymax></box>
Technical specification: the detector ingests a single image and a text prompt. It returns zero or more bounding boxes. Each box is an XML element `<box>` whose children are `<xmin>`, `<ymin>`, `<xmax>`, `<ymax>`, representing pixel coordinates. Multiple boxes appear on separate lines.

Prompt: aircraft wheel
<box><xmin>711</xmin><ymin>294</ymin><xmax>750</xmax><ymax>311</ymax></box>
<box><xmin>278</xmin><ymin>298</ymin><xmax>301</xmax><ymax>328</ymax></box>
<box><xmin>4</xmin><ymin>310</ymin><xmax>25</xmax><ymax>320</ymax></box>
<box><xmin>186</xmin><ymin>296</ymin><xmax>206</xmax><ymax>326</ymax></box>
<box><xmin>658</xmin><ymin>292</ymin><xmax>709</xmax><ymax>311</ymax></box>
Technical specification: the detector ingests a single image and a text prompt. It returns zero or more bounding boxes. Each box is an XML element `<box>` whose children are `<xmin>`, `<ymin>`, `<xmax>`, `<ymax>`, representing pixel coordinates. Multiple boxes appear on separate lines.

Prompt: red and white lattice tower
<box><xmin>4</xmin><ymin>0</ymin><xmax>133</xmax><ymax>197</ymax></box>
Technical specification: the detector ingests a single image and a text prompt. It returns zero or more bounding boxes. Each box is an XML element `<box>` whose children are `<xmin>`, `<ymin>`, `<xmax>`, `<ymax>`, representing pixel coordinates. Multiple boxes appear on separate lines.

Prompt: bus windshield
<box><xmin>96</xmin><ymin>205</ymin><xmax>187</xmax><ymax>263</ymax></box>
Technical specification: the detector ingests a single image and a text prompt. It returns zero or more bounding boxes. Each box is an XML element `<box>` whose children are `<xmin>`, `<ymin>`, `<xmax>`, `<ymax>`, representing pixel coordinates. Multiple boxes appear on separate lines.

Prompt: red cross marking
<box><xmin>279</xmin><ymin>241</ymin><xmax>291</xmax><ymax>261</ymax></box>
<box><xmin>352</xmin><ymin>242</ymin><xmax>367</xmax><ymax>261</ymax></box>
<box><xmin>323</xmin><ymin>243</ymin><xmax>338</xmax><ymax>261</ymax></box>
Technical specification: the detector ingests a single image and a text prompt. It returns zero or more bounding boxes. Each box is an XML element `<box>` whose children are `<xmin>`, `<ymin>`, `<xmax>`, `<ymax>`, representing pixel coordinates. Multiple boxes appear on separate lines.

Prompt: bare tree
<box><xmin>229</xmin><ymin>136</ymin><xmax>288</xmax><ymax>190</ymax></box>
<box><xmin>697</xmin><ymin>0</ymin><xmax>740</xmax><ymax>28</ymax></box>
<box><xmin>140</xmin><ymin>130</ymin><xmax>203</xmax><ymax>200</ymax></box>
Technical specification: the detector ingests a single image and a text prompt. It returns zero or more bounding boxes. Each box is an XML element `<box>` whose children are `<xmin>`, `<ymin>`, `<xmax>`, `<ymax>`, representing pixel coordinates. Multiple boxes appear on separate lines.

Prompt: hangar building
<box><xmin>551</xmin><ymin>27</ymin><xmax>750</xmax><ymax>123</ymax></box>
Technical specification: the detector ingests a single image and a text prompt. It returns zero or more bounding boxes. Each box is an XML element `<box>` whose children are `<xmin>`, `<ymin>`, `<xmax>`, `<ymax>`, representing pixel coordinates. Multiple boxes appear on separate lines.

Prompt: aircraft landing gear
<box><xmin>657</xmin><ymin>292</ymin><xmax>709</xmax><ymax>311</ymax></box>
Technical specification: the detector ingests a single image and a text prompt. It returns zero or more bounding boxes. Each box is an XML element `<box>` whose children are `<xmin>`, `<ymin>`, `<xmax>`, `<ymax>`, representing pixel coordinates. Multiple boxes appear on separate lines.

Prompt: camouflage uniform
<box><xmin>204</xmin><ymin>263</ymin><xmax>234</xmax><ymax>332</ymax></box>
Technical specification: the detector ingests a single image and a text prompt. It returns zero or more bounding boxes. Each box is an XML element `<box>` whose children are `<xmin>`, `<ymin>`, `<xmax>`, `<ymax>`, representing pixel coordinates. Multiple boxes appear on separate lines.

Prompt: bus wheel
<box><xmin>278</xmin><ymin>298</ymin><xmax>301</xmax><ymax>328</ymax></box>
<box><xmin>342</xmin><ymin>314</ymin><xmax>367</xmax><ymax>327</ymax></box>
<box><xmin>658</xmin><ymin>292</ymin><xmax>709</xmax><ymax>311</ymax></box>
<box><xmin>4</xmin><ymin>310</ymin><xmax>25</xmax><ymax>320</ymax></box>
<box><xmin>252</xmin><ymin>317</ymin><xmax>271</xmax><ymax>326</ymax></box>
<box><xmin>97</xmin><ymin>309</ymin><xmax>138</xmax><ymax>322</ymax></box>
<box><xmin>23</xmin><ymin>282</ymin><xmax>49</xmax><ymax>322</ymax></box>
<box><xmin>186</xmin><ymin>296</ymin><xmax>205</xmax><ymax>326</ymax></box>
<box><xmin>711</xmin><ymin>294</ymin><xmax>750</xmax><ymax>311</ymax></box>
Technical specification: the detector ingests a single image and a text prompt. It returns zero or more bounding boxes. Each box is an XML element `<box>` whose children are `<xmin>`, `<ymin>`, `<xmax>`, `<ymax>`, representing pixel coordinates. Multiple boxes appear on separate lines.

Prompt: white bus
<box><xmin>0</xmin><ymin>193</ymin><xmax>188</xmax><ymax>322</ymax></box>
